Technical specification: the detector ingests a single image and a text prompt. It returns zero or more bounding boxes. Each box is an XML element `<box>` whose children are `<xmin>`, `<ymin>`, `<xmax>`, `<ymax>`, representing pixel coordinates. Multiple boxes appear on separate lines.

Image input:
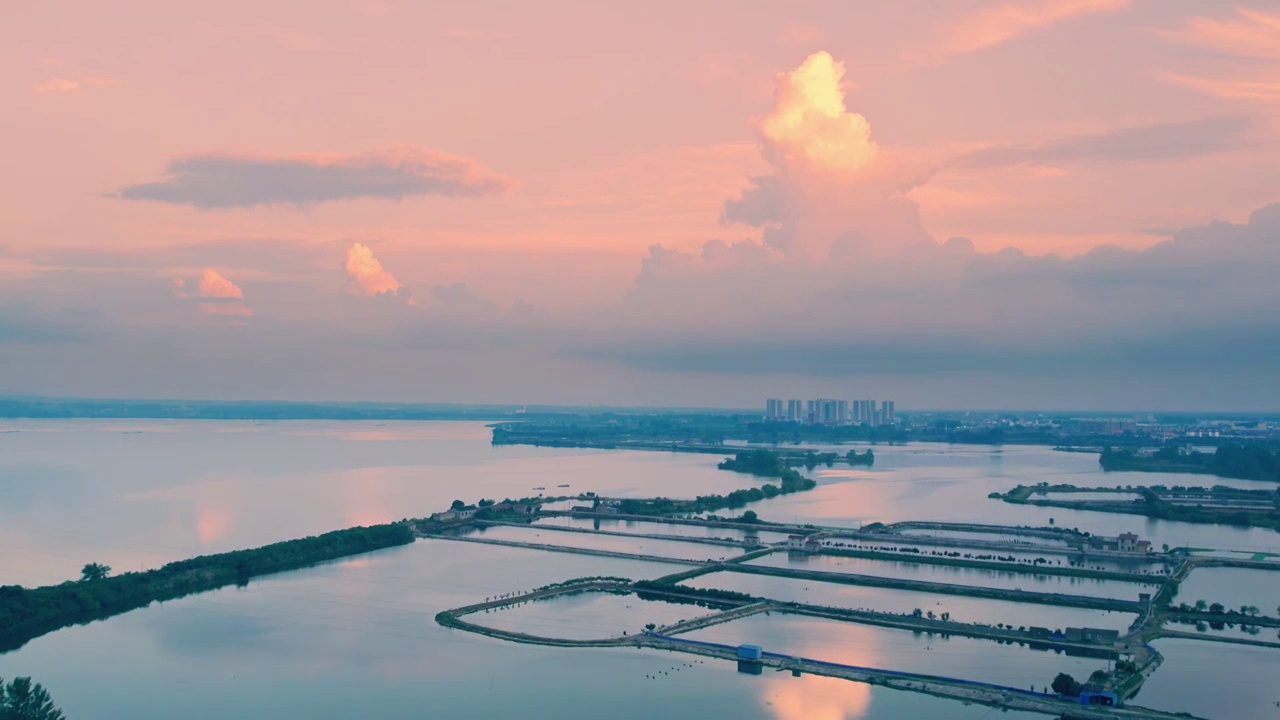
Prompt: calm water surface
<box><xmin>745</xmin><ymin>551</ymin><xmax>1161</xmax><ymax>601</ymax></box>
<box><xmin>1137</xmin><ymin>639</ymin><xmax>1280</xmax><ymax>719</ymax></box>
<box><xmin>3</xmin><ymin>421</ymin><xmax>1277</xmax><ymax>718</ymax></box>
<box><xmin>0</xmin><ymin>420</ymin><xmax>744</xmax><ymax>586</ymax></box>
<box><xmin>680</xmin><ymin>571</ymin><xmax>1138</xmax><ymax>631</ymax></box>
<box><xmin>752</xmin><ymin>443</ymin><xmax>1280</xmax><ymax>553</ymax></box>
<box><xmin>0</xmin><ymin>540</ymin><xmax>1051</xmax><ymax>720</ymax></box>
<box><xmin>1174</xmin><ymin>566</ymin><xmax>1280</xmax><ymax>614</ymax></box>
<box><xmin>680</xmin><ymin>612</ymin><xmax>1107</xmax><ymax>691</ymax></box>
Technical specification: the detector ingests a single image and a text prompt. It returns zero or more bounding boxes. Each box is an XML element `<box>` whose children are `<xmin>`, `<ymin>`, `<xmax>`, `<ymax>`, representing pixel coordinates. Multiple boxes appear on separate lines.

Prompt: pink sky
<box><xmin>4</xmin><ymin>1</ymin><xmax>1280</xmax><ymax>409</ymax></box>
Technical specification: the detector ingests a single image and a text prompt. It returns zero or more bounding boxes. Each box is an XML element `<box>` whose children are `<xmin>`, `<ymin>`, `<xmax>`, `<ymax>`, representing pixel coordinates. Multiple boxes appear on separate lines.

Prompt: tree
<box><xmin>740</xmin><ymin>510</ymin><xmax>758</xmax><ymax>524</ymax></box>
<box><xmin>1209</xmin><ymin>602</ymin><xmax>1225</xmax><ymax>615</ymax></box>
<box><xmin>477</xmin><ymin>499</ymin><xmax>495</xmax><ymax>508</ymax></box>
<box><xmin>1051</xmin><ymin>672</ymin><xmax>1082</xmax><ymax>697</ymax></box>
<box><xmin>0</xmin><ymin>676</ymin><xmax>66</xmax><ymax>720</ymax></box>
<box><xmin>1194</xmin><ymin>599</ymin><xmax>1208</xmax><ymax>612</ymax></box>
<box><xmin>450</xmin><ymin>500</ymin><xmax>466</xmax><ymax>510</ymax></box>
<box><xmin>80</xmin><ymin>562</ymin><xmax>111</xmax><ymax>582</ymax></box>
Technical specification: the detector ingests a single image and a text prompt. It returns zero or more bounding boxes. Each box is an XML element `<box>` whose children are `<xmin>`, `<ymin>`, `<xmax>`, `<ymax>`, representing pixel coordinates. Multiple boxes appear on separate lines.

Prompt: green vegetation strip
<box><xmin>611</xmin><ymin>450</ymin><xmax>821</xmax><ymax>517</ymax></box>
<box><xmin>0</xmin><ymin>523</ymin><xmax>414</xmax><ymax>653</ymax></box>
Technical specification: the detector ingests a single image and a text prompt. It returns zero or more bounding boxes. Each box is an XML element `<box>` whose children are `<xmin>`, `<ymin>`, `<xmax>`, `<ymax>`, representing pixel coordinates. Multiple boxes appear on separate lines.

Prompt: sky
<box><xmin>3</xmin><ymin>0</ymin><xmax>1280</xmax><ymax>411</ymax></box>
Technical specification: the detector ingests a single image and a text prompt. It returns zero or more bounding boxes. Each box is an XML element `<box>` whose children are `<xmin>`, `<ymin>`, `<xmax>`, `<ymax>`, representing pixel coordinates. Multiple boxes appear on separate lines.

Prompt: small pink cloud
<box><xmin>33</xmin><ymin>77</ymin><xmax>80</xmax><ymax>95</ymax></box>
<box><xmin>345</xmin><ymin>243</ymin><xmax>403</xmax><ymax>296</ymax></box>
<box><xmin>171</xmin><ymin>269</ymin><xmax>254</xmax><ymax>317</ymax></box>
<box><xmin>197</xmin><ymin>269</ymin><xmax>245</xmax><ymax>300</ymax></box>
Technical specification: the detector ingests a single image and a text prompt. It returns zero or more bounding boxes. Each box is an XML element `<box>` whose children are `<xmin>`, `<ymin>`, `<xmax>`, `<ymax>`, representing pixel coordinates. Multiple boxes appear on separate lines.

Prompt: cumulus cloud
<box><xmin>197</xmin><ymin>269</ymin><xmax>245</xmax><ymax>300</ymax></box>
<box><xmin>546</xmin><ymin>51</ymin><xmax>1280</xmax><ymax>402</ymax></box>
<box><xmin>171</xmin><ymin>269</ymin><xmax>254</xmax><ymax>317</ymax></box>
<box><xmin>759</xmin><ymin>51</ymin><xmax>878</xmax><ymax>176</ymax></box>
<box><xmin>955</xmin><ymin>116</ymin><xmax>1253</xmax><ymax>168</ymax></box>
<box><xmin>344</xmin><ymin>243</ymin><xmax>403</xmax><ymax>297</ymax></box>
<box><xmin>115</xmin><ymin>146</ymin><xmax>512</xmax><ymax>209</ymax></box>
<box><xmin>585</xmin><ymin>201</ymin><xmax>1280</xmax><ymax>387</ymax></box>
<box><xmin>720</xmin><ymin>51</ymin><xmax>932</xmax><ymax>260</ymax></box>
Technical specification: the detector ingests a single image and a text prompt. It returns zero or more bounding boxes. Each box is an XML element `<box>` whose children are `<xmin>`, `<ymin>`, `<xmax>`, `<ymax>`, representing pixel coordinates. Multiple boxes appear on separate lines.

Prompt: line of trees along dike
<box><xmin>0</xmin><ymin>523</ymin><xmax>413</xmax><ymax>653</ymax></box>
<box><xmin>612</xmin><ymin>450</ymin><xmax>822</xmax><ymax>517</ymax></box>
<box><xmin>1100</xmin><ymin>443</ymin><xmax>1280</xmax><ymax>482</ymax></box>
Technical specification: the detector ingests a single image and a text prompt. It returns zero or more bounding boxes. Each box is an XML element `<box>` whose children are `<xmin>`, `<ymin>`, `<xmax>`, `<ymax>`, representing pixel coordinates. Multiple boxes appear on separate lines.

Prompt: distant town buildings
<box><xmin>765</xmin><ymin>397</ymin><xmax>896</xmax><ymax>426</ymax></box>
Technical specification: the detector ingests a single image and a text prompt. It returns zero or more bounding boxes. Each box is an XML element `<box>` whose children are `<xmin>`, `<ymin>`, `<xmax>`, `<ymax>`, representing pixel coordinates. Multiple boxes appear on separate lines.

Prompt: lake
<box><xmin>743</xmin><ymin>551</ymin><xmax>1160</xmax><ymax>601</ymax></box>
<box><xmin>680</xmin><ymin>570</ymin><xmax>1139</xmax><ymax>632</ymax></box>
<box><xmin>0</xmin><ymin>540</ymin><xmax>1050</xmax><ymax>720</ymax></box>
<box><xmin>679</xmin><ymin>612</ymin><xmax>1108</xmax><ymax>691</ymax></box>
<box><xmin>1174</xmin><ymin>565</ymin><xmax>1280</xmax><ymax>614</ymax></box>
<box><xmin>1137</xmin><ymin>639</ymin><xmax>1280</xmax><ymax>719</ymax></box>
<box><xmin>2</xmin><ymin>420</ymin><xmax>1277</xmax><ymax>719</ymax></box>
<box><xmin>752</xmin><ymin>443</ymin><xmax>1280</xmax><ymax>554</ymax></box>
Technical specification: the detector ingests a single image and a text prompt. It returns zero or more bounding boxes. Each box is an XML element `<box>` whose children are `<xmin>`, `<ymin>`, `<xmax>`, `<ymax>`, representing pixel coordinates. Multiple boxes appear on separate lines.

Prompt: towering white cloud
<box><xmin>721</xmin><ymin>51</ymin><xmax>932</xmax><ymax>261</ymax></box>
<box><xmin>345</xmin><ymin>243</ymin><xmax>403</xmax><ymax>296</ymax></box>
<box><xmin>760</xmin><ymin>51</ymin><xmax>879</xmax><ymax>177</ymax></box>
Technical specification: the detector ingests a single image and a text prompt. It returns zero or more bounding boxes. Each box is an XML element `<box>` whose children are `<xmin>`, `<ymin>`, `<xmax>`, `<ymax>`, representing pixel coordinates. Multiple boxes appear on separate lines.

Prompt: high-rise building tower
<box><xmin>787</xmin><ymin>399</ymin><xmax>803</xmax><ymax>422</ymax></box>
<box><xmin>883</xmin><ymin>400</ymin><xmax>895</xmax><ymax>425</ymax></box>
<box><xmin>765</xmin><ymin>398</ymin><xmax>784</xmax><ymax>421</ymax></box>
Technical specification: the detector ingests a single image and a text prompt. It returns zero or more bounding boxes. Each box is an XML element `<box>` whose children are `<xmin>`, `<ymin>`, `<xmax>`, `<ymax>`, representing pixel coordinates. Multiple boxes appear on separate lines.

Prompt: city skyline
<box><xmin>766</xmin><ymin>397</ymin><xmax>896</xmax><ymax>426</ymax></box>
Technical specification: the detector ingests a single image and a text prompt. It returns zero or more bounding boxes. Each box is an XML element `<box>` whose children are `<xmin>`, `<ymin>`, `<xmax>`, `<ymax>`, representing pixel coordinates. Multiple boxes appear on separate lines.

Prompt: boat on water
<box><xmin>532</xmin><ymin>486</ymin><xmax>546</xmax><ymax>490</ymax></box>
<box><xmin>557</xmin><ymin>484</ymin><xmax>571</xmax><ymax>488</ymax></box>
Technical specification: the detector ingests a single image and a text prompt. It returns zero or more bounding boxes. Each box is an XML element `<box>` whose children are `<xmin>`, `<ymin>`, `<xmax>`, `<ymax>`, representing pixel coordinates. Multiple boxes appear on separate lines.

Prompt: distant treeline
<box><xmin>1000</xmin><ymin>480</ymin><xmax>1280</xmax><ymax>530</ymax></box>
<box><xmin>491</xmin><ymin>415</ymin><xmax>1169</xmax><ymax>449</ymax></box>
<box><xmin>613</xmin><ymin>450</ymin><xmax>818</xmax><ymax>517</ymax></box>
<box><xmin>632</xmin><ymin>580</ymin><xmax>754</xmax><ymax>609</ymax></box>
<box><xmin>716</xmin><ymin>448</ymin><xmax>873</xmax><ymax>475</ymax></box>
<box><xmin>0</xmin><ymin>524</ymin><xmax>413</xmax><ymax>653</ymax></box>
<box><xmin>1101</xmin><ymin>443</ymin><xmax>1280</xmax><ymax>482</ymax></box>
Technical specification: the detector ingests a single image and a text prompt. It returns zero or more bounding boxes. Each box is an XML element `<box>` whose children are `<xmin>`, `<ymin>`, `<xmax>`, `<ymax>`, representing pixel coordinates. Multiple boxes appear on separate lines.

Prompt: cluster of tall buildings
<box><xmin>764</xmin><ymin>398</ymin><xmax>895</xmax><ymax>426</ymax></box>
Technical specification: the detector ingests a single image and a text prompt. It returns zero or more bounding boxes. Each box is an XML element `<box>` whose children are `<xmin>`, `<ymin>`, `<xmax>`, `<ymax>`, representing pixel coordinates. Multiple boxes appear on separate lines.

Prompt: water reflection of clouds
<box><xmin>196</xmin><ymin>500</ymin><xmax>233</xmax><ymax>545</ymax></box>
<box><xmin>340</xmin><ymin>467</ymin><xmax>398</xmax><ymax>527</ymax></box>
<box><xmin>763</xmin><ymin>675</ymin><xmax>871</xmax><ymax>720</ymax></box>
